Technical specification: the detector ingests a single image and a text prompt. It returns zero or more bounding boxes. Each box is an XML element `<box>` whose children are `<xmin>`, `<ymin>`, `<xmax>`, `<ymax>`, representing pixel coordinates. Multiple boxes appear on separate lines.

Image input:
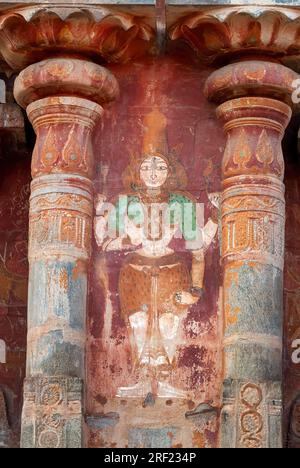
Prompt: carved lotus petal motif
<box><xmin>170</xmin><ymin>8</ymin><xmax>300</xmax><ymax>65</ymax></box>
<box><xmin>256</xmin><ymin>129</ymin><xmax>274</xmax><ymax>167</ymax></box>
<box><xmin>0</xmin><ymin>9</ymin><xmax>155</xmax><ymax>70</ymax></box>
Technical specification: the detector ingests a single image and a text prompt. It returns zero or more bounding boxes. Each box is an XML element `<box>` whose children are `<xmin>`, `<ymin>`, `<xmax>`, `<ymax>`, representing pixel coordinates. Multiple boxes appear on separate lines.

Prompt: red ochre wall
<box><xmin>0</xmin><ymin>146</ymin><xmax>30</xmax><ymax>446</ymax></box>
<box><xmin>283</xmin><ymin>127</ymin><xmax>300</xmax><ymax>448</ymax></box>
<box><xmin>0</xmin><ymin>55</ymin><xmax>299</xmax><ymax>447</ymax></box>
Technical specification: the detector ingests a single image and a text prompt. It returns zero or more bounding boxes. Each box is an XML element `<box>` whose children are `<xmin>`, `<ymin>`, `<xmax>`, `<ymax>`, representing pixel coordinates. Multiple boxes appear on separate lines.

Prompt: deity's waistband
<box><xmin>123</xmin><ymin>252</ymin><xmax>181</xmax><ymax>267</ymax></box>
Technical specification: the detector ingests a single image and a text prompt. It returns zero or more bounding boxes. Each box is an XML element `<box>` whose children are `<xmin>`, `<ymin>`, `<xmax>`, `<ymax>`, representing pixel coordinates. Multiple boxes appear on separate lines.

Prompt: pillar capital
<box><xmin>14</xmin><ymin>57</ymin><xmax>119</xmax><ymax>109</ymax></box>
<box><xmin>26</xmin><ymin>97</ymin><xmax>103</xmax><ymax>179</ymax></box>
<box><xmin>13</xmin><ymin>58</ymin><xmax>119</xmax><ymax>180</ymax></box>
<box><xmin>217</xmin><ymin>97</ymin><xmax>291</xmax><ymax>184</ymax></box>
<box><xmin>205</xmin><ymin>60</ymin><xmax>298</xmax><ymax>105</ymax></box>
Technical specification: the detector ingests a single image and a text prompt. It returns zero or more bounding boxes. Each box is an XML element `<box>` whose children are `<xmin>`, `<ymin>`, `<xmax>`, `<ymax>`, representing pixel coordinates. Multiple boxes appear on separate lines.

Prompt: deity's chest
<box><xmin>130</xmin><ymin>200</ymin><xmax>173</xmax><ymax>242</ymax></box>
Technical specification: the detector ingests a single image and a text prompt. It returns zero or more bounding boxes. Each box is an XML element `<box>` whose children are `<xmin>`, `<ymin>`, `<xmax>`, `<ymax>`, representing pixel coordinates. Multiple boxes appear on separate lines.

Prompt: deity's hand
<box><xmin>208</xmin><ymin>192</ymin><xmax>221</xmax><ymax>209</ymax></box>
<box><xmin>208</xmin><ymin>192</ymin><xmax>220</xmax><ymax>224</ymax></box>
<box><xmin>94</xmin><ymin>194</ymin><xmax>107</xmax><ymax>215</ymax></box>
<box><xmin>174</xmin><ymin>291</ymin><xmax>200</xmax><ymax>306</ymax></box>
<box><xmin>125</xmin><ymin>216</ymin><xmax>143</xmax><ymax>246</ymax></box>
<box><xmin>190</xmin><ymin>286</ymin><xmax>204</xmax><ymax>299</ymax></box>
<box><xmin>103</xmin><ymin>237</ymin><xmax>124</xmax><ymax>252</ymax></box>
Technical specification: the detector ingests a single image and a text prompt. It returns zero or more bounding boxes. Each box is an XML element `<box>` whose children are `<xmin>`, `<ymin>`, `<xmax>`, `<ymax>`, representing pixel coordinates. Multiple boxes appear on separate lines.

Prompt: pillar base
<box><xmin>221</xmin><ymin>379</ymin><xmax>282</xmax><ymax>449</ymax></box>
<box><xmin>21</xmin><ymin>376</ymin><xmax>83</xmax><ymax>449</ymax></box>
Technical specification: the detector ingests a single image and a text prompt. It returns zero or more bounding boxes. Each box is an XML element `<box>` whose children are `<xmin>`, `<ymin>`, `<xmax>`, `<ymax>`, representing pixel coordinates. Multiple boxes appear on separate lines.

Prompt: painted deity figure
<box><xmin>94</xmin><ymin>110</ymin><xmax>218</xmax><ymax>399</ymax></box>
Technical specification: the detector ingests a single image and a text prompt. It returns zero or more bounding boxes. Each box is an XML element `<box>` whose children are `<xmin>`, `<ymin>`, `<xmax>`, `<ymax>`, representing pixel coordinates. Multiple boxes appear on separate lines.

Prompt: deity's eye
<box><xmin>141</xmin><ymin>165</ymin><xmax>150</xmax><ymax>171</ymax></box>
<box><xmin>158</xmin><ymin>165</ymin><xmax>168</xmax><ymax>171</ymax></box>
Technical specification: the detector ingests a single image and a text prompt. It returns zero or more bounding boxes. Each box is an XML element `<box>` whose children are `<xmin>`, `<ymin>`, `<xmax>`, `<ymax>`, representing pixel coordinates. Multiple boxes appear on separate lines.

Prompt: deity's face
<box><xmin>140</xmin><ymin>156</ymin><xmax>169</xmax><ymax>189</ymax></box>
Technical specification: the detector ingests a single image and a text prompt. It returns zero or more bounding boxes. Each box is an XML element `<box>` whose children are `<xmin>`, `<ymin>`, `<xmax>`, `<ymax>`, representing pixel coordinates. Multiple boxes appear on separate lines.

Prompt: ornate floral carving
<box><xmin>22</xmin><ymin>377</ymin><xmax>82</xmax><ymax>449</ymax></box>
<box><xmin>239</xmin><ymin>383</ymin><xmax>264</xmax><ymax>449</ymax></box>
<box><xmin>0</xmin><ymin>9</ymin><xmax>155</xmax><ymax>70</ymax></box>
<box><xmin>40</xmin><ymin>383</ymin><xmax>63</xmax><ymax>407</ymax></box>
<box><xmin>29</xmin><ymin>175</ymin><xmax>93</xmax><ymax>261</ymax></box>
<box><xmin>231</xmin><ymin>128</ymin><xmax>252</xmax><ymax>171</ymax></box>
<box><xmin>222</xmin><ymin>186</ymin><xmax>285</xmax><ymax>270</ymax></box>
<box><xmin>169</xmin><ymin>7</ymin><xmax>300</xmax><ymax>66</ymax></box>
<box><xmin>22</xmin><ymin>95</ymin><xmax>103</xmax><ymax>178</ymax></box>
<box><xmin>217</xmin><ymin>97</ymin><xmax>291</xmax><ymax>181</ymax></box>
<box><xmin>256</xmin><ymin>130</ymin><xmax>274</xmax><ymax>167</ymax></box>
<box><xmin>218</xmin><ymin>93</ymin><xmax>289</xmax><ymax>336</ymax></box>
<box><xmin>14</xmin><ymin>57</ymin><xmax>115</xmax><ymax>447</ymax></box>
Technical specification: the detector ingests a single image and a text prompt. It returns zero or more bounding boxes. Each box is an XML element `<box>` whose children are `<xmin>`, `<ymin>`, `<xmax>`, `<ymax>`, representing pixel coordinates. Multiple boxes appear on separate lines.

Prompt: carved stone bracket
<box><xmin>169</xmin><ymin>6</ymin><xmax>300</xmax><ymax>70</ymax></box>
<box><xmin>0</xmin><ymin>8</ymin><xmax>156</xmax><ymax>71</ymax></box>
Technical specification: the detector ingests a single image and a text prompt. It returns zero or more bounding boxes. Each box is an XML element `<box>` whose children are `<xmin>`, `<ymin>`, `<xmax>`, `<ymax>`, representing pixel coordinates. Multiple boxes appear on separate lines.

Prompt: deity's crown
<box><xmin>142</xmin><ymin>108</ymin><xmax>169</xmax><ymax>158</ymax></box>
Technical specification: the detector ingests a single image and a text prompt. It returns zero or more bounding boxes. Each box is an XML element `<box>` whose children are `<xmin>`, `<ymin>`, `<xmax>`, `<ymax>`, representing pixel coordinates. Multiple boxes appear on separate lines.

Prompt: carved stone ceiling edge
<box><xmin>0</xmin><ymin>4</ymin><xmax>300</xmax><ymax>73</ymax></box>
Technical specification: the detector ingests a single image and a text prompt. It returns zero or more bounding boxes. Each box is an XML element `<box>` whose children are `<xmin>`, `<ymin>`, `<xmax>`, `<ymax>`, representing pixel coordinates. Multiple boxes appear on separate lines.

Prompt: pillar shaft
<box><xmin>205</xmin><ymin>61</ymin><xmax>297</xmax><ymax>448</ymax></box>
<box><xmin>14</xmin><ymin>58</ymin><xmax>118</xmax><ymax>448</ymax></box>
<box><xmin>26</xmin><ymin>97</ymin><xmax>101</xmax><ymax>380</ymax></box>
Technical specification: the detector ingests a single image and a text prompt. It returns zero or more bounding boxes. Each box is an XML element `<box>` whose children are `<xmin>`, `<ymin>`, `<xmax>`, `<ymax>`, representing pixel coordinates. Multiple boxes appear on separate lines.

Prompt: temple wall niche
<box><xmin>86</xmin><ymin>55</ymin><xmax>224</xmax><ymax>448</ymax></box>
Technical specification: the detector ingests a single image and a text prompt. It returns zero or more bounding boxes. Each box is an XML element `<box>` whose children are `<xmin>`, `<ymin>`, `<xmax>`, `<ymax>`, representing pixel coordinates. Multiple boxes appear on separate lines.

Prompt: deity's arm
<box><xmin>94</xmin><ymin>194</ymin><xmax>110</xmax><ymax>247</ymax></box>
<box><xmin>124</xmin><ymin>215</ymin><xmax>143</xmax><ymax>247</ymax></box>
<box><xmin>191</xmin><ymin>218</ymin><xmax>218</xmax><ymax>291</ymax></box>
<box><xmin>94</xmin><ymin>194</ymin><xmax>128</xmax><ymax>251</ymax></box>
<box><xmin>94</xmin><ymin>214</ymin><xmax>108</xmax><ymax>247</ymax></box>
<box><xmin>191</xmin><ymin>249</ymin><xmax>205</xmax><ymax>293</ymax></box>
<box><xmin>202</xmin><ymin>218</ymin><xmax>219</xmax><ymax>251</ymax></box>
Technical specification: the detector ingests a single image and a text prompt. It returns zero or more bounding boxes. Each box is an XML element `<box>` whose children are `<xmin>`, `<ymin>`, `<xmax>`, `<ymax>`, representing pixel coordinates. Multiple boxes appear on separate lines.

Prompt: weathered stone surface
<box><xmin>1</xmin><ymin>4</ymin><xmax>300</xmax><ymax>74</ymax></box>
<box><xmin>86</xmin><ymin>397</ymin><xmax>219</xmax><ymax>448</ymax></box>
<box><xmin>221</xmin><ymin>379</ymin><xmax>282</xmax><ymax>448</ymax></box>
<box><xmin>21</xmin><ymin>376</ymin><xmax>83</xmax><ymax>448</ymax></box>
<box><xmin>0</xmin><ymin>1</ymin><xmax>299</xmax><ymax>7</ymax></box>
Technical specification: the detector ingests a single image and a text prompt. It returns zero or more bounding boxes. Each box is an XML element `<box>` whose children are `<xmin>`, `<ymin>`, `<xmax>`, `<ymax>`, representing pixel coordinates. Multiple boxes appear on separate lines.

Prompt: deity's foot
<box><xmin>116</xmin><ymin>380</ymin><xmax>187</xmax><ymax>399</ymax></box>
<box><xmin>116</xmin><ymin>381</ymin><xmax>152</xmax><ymax>398</ymax></box>
<box><xmin>157</xmin><ymin>381</ymin><xmax>188</xmax><ymax>399</ymax></box>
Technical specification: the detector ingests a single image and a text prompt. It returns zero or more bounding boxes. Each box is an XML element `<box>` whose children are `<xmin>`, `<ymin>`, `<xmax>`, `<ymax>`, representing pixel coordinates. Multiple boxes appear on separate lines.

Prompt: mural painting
<box><xmin>94</xmin><ymin>109</ymin><xmax>219</xmax><ymax>401</ymax></box>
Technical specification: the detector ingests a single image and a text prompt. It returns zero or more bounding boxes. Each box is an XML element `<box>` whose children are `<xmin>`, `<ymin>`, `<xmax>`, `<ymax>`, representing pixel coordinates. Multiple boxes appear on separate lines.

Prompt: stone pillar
<box><xmin>205</xmin><ymin>61</ymin><xmax>297</xmax><ymax>448</ymax></box>
<box><xmin>13</xmin><ymin>58</ymin><xmax>119</xmax><ymax>448</ymax></box>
